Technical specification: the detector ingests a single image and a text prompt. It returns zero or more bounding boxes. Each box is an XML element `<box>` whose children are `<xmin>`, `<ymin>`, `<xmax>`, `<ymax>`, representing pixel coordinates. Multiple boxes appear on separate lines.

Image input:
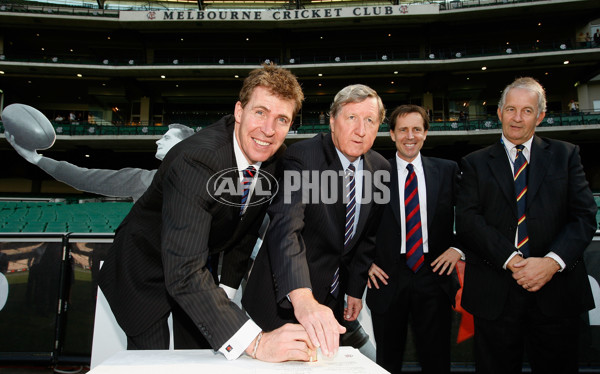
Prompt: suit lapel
<box><xmin>488</xmin><ymin>141</ymin><xmax>517</xmax><ymax>215</ymax></box>
<box><xmin>209</xmin><ymin>121</ymin><xmax>246</xmax><ymax>250</ymax></box>
<box><xmin>389</xmin><ymin>157</ymin><xmax>402</xmax><ymax>229</ymax></box>
<box><xmin>527</xmin><ymin>135</ymin><xmax>551</xmax><ymax>205</ymax></box>
<box><xmin>422</xmin><ymin>157</ymin><xmax>439</xmax><ymax>230</ymax></box>
<box><xmin>322</xmin><ymin>134</ymin><xmax>346</xmax><ymax>249</ymax></box>
<box><xmin>235</xmin><ymin>143</ymin><xmax>285</xmax><ymax>231</ymax></box>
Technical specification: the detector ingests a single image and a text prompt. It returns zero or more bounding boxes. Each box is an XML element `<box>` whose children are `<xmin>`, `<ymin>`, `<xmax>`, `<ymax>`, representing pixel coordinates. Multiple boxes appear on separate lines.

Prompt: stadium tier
<box><xmin>0</xmin><ymin>201</ymin><xmax>133</xmax><ymax>233</ymax></box>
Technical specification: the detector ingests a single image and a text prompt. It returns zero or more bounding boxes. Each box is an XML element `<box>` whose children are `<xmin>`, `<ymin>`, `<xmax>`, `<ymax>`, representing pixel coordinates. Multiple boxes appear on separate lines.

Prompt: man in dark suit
<box><xmin>98</xmin><ymin>64</ymin><xmax>317</xmax><ymax>362</ymax></box>
<box><xmin>242</xmin><ymin>84</ymin><xmax>389</xmax><ymax>358</ymax></box>
<box><xmin>456</xmin><ymin>77</ymin><xmax>597</xmax><ymax>374</ymax></box>
<box><xmin>366</xmin><ymin>104</ymin><xmax>462</xmax><ymax>373</ymax></box>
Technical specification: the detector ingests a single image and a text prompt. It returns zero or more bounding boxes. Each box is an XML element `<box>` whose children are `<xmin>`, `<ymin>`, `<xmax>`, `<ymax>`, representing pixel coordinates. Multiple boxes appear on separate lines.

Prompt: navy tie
<box><xmin>514</xmin><ymin>145</ymin><xmax>529</xmax><ymax>257</ymax></box>
<box><xmin>405</xmin><ymin>164</ymin><xmax>424</xmax><ymax>272</ymax></box>
<box><xmin>331</xmin><ymin>164</ymin><xmax>356</xmax><ymax>298</ymax></box>
<box><xmin>240</xmin><ymin>166</ymin><xmax>256</xmax><ymax>215</ymax></box>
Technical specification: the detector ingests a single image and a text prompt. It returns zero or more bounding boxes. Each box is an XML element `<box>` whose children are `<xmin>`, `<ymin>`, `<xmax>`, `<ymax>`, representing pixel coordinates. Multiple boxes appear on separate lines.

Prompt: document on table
<box><xmin>88</xmin><ymin>346</ymin><xmax>389</xmax><ymax>374</ymax></box>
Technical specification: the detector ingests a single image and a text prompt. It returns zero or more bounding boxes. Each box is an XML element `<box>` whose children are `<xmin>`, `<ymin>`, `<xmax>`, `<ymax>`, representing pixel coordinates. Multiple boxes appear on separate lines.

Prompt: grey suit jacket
<box><xmin>456</xmin><ymin>135</ymin><xmax>596</xmax><ymax>319</ymax></box>
<box><xmin>98</xmin><ymin>115</ymin><xmax>284</xmax><ymax>348</ymax></box>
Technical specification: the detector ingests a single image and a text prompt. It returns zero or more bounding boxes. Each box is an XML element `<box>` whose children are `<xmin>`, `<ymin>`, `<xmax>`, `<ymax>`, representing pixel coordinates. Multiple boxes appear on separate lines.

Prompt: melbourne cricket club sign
<box><xmin>120</xmin><ymin>4</ymin><xmax>438</xmax><ymax>22</ymax></box>
<box><xmin>207</xmin><ymin>168</ymin><xmax>391</xmax><ymax>207</ymax></box>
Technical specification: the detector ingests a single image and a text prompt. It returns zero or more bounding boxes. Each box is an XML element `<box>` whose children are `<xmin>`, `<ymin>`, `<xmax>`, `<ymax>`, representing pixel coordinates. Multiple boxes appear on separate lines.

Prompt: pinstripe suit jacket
<box><xmin>98</xmin><ymin>115</ymin><xmax>284</xmax><ymax>348</ymax></box>
<box><xmin>242</xmin><ymin>133</ymin><xmax>389</xmax><ymax>331</ymax></box>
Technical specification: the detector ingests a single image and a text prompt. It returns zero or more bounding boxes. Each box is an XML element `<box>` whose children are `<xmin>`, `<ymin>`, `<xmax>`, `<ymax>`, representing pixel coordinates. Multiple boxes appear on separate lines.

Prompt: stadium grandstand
<box><xmin>0</xmin><ymin>0</ymin><xmax>599</xmax><ymax>372</ymax></box>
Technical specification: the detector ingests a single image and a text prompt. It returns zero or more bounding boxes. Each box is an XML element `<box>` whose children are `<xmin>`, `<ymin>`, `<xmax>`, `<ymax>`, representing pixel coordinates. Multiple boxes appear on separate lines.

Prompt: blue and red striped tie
<box><xmin>514</xmin><ymin>145</ymin><xmax>529</xmax><ymax>257</ymax></box>
<box><xmin>405</xmin><ymin>163</ymin><xmax>424</xmax><ymax>272</ymax></box>
<box><xmin>240</xmin><ymin>166</ymin><xmax>256</xmax><ymax>215</ymax></box>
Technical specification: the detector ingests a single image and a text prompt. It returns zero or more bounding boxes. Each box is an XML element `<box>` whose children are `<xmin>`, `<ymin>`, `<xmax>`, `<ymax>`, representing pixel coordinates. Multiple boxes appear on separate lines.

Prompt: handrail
<box><xmin>1</xmin><ymin>39</ymin><xmax>596</xmax><ymax>67</ymax></box>
<box><xmin>0</xmin><ymin>0</ymin><xmax>565</xmax><ymax>13</ymax></box>
<box><xmin>5</xmin><ymin>113</ymin><xmax>597</xmax><ymax>136</ymax></box>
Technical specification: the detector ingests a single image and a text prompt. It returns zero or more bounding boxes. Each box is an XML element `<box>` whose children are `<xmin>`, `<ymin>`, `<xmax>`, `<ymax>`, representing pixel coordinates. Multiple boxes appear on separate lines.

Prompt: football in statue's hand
<box><xmin>2</xmin><ymin>103</ymin><xmax>56</xmax><ymax>150</ymax></box>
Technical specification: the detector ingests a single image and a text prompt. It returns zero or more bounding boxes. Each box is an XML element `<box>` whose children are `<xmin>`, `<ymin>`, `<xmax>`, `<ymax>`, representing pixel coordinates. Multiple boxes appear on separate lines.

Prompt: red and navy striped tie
<box><xmin>514</xmin><ymin>145</ymin><xmax>529</xmax><ymax>257</ymax></box>
<box><xmin>240</xmin><ymin>166</ymin><xmax>256</xmax><ymax>215</ymax></box>
<box><xmin>405</xmin><ymin>163</ymin><xmax>424</xmax><ymax>272</ymax></box>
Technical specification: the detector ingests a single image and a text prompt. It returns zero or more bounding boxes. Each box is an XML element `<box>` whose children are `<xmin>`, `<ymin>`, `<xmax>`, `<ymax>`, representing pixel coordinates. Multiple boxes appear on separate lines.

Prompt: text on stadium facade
<box><xmin>120</xmin><ymin>4</ymin><xmax>438</xmax><ymax>22</ymax></box>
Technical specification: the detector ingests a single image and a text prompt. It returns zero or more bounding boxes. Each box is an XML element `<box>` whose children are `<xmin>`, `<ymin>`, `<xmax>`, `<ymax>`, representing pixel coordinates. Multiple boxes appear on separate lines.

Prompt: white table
<box><xmin>88</xmin><ymin>347</ymin><xmax>389</xmax><ymax>374</ymax></box>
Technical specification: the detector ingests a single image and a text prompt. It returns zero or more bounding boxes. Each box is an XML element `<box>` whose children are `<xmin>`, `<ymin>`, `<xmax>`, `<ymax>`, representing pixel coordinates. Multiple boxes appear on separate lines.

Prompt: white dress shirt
<box><xmin>500</xmin><ymin>134</ymin><xmax>565</xmax><ymax>271</ymax></box>
<box><xmin>335</xmin><ymin>148</ymin><xmax>363</xmax><ymax>238</ymax></box>
<box><xmin>217</xmin><ymin>132</ymin><xmax>263</xmax><ymax>360</ymax></box>
<box><xmin>395</xmin><ymin>153</ymin><xmax>464</xmax><ymax>259</ymax></box>
<box><xmin>396</xmin><ymin>153</ymin><xmax>429</xmax><ymax>254</ymax></box>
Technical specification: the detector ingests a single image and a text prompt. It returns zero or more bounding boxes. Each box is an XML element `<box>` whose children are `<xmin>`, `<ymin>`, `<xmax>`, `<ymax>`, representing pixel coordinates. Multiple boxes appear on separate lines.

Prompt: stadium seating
<box><xmin>0</xmin><ymin>201</ymin><xmax>133</xmax><ymax>233</ymax></box>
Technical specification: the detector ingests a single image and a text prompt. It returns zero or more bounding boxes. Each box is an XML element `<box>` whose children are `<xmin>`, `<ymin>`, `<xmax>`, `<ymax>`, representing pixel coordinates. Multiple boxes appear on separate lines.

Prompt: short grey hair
<box><xmin>168</xmin><ymin>123</ymin><xmax>195</xmax><ymax>140</ymax></box>
<box><xmin>498</xmin><ymin>77</ymin><xmax>546</xmax><ymax>117</ymax></box>
<box><xmin>329</xmin><ymin>84</ymin><xmax>386</xmax><ymax>123</ymax></box>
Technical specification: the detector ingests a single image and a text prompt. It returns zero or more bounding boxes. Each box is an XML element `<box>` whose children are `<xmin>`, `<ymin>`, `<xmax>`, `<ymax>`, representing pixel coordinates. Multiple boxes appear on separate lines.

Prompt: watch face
<box><xmin>0</xmin><ymin>273</ymin><xmax>8</xmax><ymax>311</ymax></box>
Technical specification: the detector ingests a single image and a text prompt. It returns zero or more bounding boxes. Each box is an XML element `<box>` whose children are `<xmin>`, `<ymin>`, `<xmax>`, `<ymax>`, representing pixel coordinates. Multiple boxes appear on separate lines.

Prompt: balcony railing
<box><xmin>3</xmin><ymin>111</ymin><xmax>597</xmax><ymax>137</ymax></box>
<box><xmin>0</xmin><ymin>0</ymin><xmax>564</xmax><ymax>12</ymax></box>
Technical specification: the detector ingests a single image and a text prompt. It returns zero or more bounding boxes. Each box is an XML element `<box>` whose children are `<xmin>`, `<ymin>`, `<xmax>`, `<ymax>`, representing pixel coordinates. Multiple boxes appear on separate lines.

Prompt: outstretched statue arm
<box><xmin>6</xmin><ymin>130</ymin><xmax>155</xmax><ymax>201</ymax></box>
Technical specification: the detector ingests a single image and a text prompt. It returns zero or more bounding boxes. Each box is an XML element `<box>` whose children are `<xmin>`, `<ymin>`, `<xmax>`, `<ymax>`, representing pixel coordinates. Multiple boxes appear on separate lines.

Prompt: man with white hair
<box><xmin>456</xmin><ymin>77</ymin><xmax>596</xmax><ymax>373</ymax></box>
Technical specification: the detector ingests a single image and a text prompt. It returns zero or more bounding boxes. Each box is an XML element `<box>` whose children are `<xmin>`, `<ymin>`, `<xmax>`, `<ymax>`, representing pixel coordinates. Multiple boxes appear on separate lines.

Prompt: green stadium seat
<box><xmin>0</xmin><ymin>223</ymin><xmax>24</xmax><ymax>232</ymax></box>
<box><xmin>430</xmin><ymin>122</ymin><xmax>446</xmax><ymax>131</ymax></box>
<box><xmin>89</xmin><ymin>224</ymin><xmax>115</xmax><ymax>233</ymax></box>
<box><xmin>100</xmin><ymin>126</ymin><xmax>119</xmax><ymax>135</ymax></box>
<box><xmin>0</xmin><ymin>201</ymin><xmax>133</xmax><ymax>234</ymax></box>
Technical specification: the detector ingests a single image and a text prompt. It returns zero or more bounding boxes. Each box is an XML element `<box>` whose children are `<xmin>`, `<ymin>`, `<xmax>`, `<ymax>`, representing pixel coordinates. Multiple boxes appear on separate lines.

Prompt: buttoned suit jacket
<box><xmin>366</xmin><ymin>156</ymin><xmax>460</xmax><ymax>314</ymax></box>
<box><xmin>98</xmin><ymin>115</ymin><xmax>284</xmax><ymax>348</ymax></box>
<box><xmin>242</xmin><ymin>132</ymin><xmax>389</xmax><ymax>331</ymax></box>
<box><xmin>456</xmin><ymin>135</ymin><xmax>596</xmax><ymax>320</ymax></box>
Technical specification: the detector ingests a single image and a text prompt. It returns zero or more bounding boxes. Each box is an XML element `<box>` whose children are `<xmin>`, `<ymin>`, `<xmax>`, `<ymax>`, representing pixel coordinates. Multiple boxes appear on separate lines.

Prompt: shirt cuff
<box><xmin>503</xmin><ymin>251</ymin><xmax>522</xmax><ymax>270</ymax></box>
<box><xmin>219</xmin><ymin>284</ymin><xmax>237</xmax><ymax>300</ymax></box>
<box><xmin>451</xmin><ymin>247</ymin><xmax>465</xmax><ymax>261</ymax></box>
<box><xmin>545</xmin><ymin>252</ymin><xmax>565</xmax><ymax>272</ymax></box>
<box><xmin>218</xmin><ymin>320</ymin><xmax>262</xmax><ymax>360</ymax></box>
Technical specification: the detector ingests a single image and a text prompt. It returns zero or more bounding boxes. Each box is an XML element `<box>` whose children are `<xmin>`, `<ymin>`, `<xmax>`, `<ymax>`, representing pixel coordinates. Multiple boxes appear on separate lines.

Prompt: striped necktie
<box><xmin>331</xmin><ymin>164</ymin><xmax>356</xmax><ymax>298</ymax></box>
<box><xmin>514</xmin><ymin>145</ymin><xmax>529</xmax><ymax>257</ymax></box>
<box><xmin>405</xmin><ymin>163</ymin><xmax>424</xmax><ymax>272</ymax></box>
<box><xmin>240</xmin><ymin>166</ymin><xmax>256</xmax><ymax>215</ymax></box>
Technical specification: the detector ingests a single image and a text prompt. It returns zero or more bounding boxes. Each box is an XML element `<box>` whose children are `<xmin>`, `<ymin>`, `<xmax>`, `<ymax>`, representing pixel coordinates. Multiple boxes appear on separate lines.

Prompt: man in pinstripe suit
<box><xmin>243</xmin><ymin>84</ymin><xmax>389</xmax><ymax>359</ymax></box>
<box><xmin>98</xmin><ymin>64</ymin><xmax>317</xmax><ymax>362</ymax></box>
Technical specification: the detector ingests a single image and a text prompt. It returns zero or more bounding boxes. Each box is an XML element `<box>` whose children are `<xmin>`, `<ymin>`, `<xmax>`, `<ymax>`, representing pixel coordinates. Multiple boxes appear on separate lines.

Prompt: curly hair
<box><xmin>239</xmin><ymin>64</ymin><xmax>304</xmax><ymax>118</ymax></box>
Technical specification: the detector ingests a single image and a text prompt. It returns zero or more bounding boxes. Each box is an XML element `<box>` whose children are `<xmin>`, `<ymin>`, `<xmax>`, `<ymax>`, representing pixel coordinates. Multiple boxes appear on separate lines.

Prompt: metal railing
<box><xmin>0</xmin><ymin>0</ymin><xmax>573</xmax><ymax>14</ymax></box>
<box><xmin>1</xmin><ymin>112</ymin><xmax>598</xmax><ymax>137</ymax></box>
